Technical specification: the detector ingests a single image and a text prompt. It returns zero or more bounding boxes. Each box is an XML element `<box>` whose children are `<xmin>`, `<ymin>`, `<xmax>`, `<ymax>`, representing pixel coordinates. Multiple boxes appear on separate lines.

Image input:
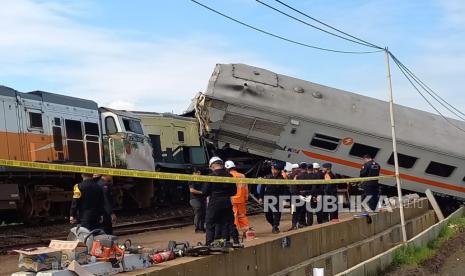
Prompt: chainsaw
<box><xmin>85</xmin><ymin>234</ymin><xmax>124</xmax><ymax>265</ymax></box>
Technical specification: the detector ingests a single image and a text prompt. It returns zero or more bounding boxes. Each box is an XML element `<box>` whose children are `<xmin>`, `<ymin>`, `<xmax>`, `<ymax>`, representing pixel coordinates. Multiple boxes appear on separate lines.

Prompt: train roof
<box><xmin>204</xmin><ymin>63</ymin><xmax>465</xmax><ymax>158</ymax></box>
<box><xmin>132</xmin><ymin>110</ymin><xmax>197</xmax><ymax>122</ymax></box>
<box><xmin>0</xmin><ymin>85</ymin><xmax>98</xmax><ymax>110</ymax></box>
<box><xmin>99</xmin><ymin>107</ymin><xmax>141</xmax><ymax>120</ymax></box>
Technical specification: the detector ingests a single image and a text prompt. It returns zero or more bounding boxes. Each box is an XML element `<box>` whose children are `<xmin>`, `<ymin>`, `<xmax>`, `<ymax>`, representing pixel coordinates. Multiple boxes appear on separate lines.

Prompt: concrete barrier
<box><xmin>335</xmin><ymin>206</ymin><xmax>465</xmax><ymax>276</ymax></box>
<box><xmin>129</xmin><ymin>198</ymin><xmax>435</xmax><ymax>276</ymax></box>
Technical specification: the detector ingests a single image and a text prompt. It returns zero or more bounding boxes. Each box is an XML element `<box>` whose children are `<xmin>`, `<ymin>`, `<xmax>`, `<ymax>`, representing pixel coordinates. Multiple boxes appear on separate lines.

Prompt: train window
<box><xmin>349</xmin><ymin>143</ymin><xmax>379</xmax><ymax>158</ymax></box>
<box><xmin>425</xmin><ymin>161</ymin><xmax>456</xmax><ymax>177</ymax></box>
<box><xmin>54</xmin><ymin>117</ymin><xmax>61</xmax><ymax>126</ymax></box>
<box><xmin>463</xmin><ymin>176</ymin><xmax>465</xmax><ymax>182</ymax></box>
<box><xmin>29</xmin><ymin>112</ymin><xmax>43</xmax><ymax>129</ymax></box>
<box><xmin>122</xmin><ymin>118</ymin><xmax>144</xmax><ymax>134</ymax></box>
<box><xmin>52</xmin><ymin>127</ymin><xmax>63</xmax><ymax>151</ymax></box>
<box><xmin>65</xmin><ymin>120</ymin><xmax>83</xmax><ymax>140</ymax></box>
<box><xmin>387</xmin><ymin>153</ymin><xmax>418</xmax><ymax>169</ymax></box>
<box><xmin>310</xmin><ymin>133</ymin><xmax>340</xmax><ymax>151</ymax></box>
<box><xmin>178</xmin><ymin>131</ymin><xmax>185</xmax><ymax>142</ymax></box>
<box><xmin>84</xmin><ymin>122</ymin><xmax>99</xmax><ymax>136</ymax></box>
<box><xmin>105</xmin><ymin>117</ymin><xmax>117</xmax><ymax>134</ymax></box>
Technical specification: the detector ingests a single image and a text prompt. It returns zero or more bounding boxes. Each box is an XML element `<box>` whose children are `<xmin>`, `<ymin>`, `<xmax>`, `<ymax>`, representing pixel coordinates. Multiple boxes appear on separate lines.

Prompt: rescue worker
<box><xmin>289</xmin><ymin>163</ymin><xmax>300</xmax><ymax>179</ymax></box>
<box><xmin>98</xmin><ymin>175</ymin><xmax>116</xmax><ymax>235</ymax></box>
<box><xmin>259</xmin><ymin>161</ymin><xmax>288</xmax><ymax>234</ymax></box>
<box><xmin>289</xmin><ymin>162</ymin><xmax>309</xmax><ymax>230</ymax></box>
<box><xmin>189</xmin><ymin>168</ymin><xmax>206</xmax><ymax>233</ymax></box>
<box><xmin>225</xmin><ymin>160</ymin><xmax>249</xmax><ymax>245</ymax></box>
<box><xmin>202</xmin><ymin>157</ymin><xmax>237</xmax><ymax>246</ymax></box>
<box><xmin>69</xmin><ymin>173</ymin><xmax>105</xmax><ymax>231</ymax></box>
<box><xmin>311</xmin><ymin>163</ymin><xmax>327</xmax><ymax>224</ymax></box>
<box><xmin>322</xmin><ymin>163</ymin><xmax>339</xmax><ymax>223</ymax></box>
<box><xmin>299</xmin><ymin>163</ymin><xmax>315</xmax><ymax>227</ymax></box>
<box><xmin>360</xmin><ymin>154</ymin><xmax>381</xmax><ymax>212</ymax></box>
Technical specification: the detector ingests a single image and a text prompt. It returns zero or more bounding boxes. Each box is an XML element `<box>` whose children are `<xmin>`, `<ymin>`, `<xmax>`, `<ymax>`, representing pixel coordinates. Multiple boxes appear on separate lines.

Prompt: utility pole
<box><xmin>384</xmin><ymin>47</ymin><xmax>407</xmax><ymax>243</ymax></box>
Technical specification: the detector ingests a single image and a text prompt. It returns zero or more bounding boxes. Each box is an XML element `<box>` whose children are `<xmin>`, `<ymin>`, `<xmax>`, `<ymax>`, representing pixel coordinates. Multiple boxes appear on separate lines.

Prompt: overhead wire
<box><xmin>272</xmin><ymin>0</ymin><xmax>383</xmax><ymax>49</ymax></box>
<box><xmin>389</xmin><ymin>51</ymin><xmax>465</xmax><ymax>133</ymax></box>
<box><xmin>389</xmin><ymin>53</ymin><xmax>465</xmax><ymax>120</ymax></box>
<box><xmin>191</xmin><ymin>0</ymin><xmax>464</xmax><ymax>133</ymax></box>
<box><xmin>190</xmin><ymin>0</ymin><xmax>383</xmax><ymax>54</ymax></box>
<box><xmin>255</xmin><ymin>0</ymin><xmax>377</xmax><ymax>49</ymax></box>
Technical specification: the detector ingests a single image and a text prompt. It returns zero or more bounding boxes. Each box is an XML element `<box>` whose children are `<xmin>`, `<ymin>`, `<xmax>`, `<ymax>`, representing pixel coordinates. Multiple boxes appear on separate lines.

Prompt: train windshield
<box><xmin>122</xmin><ymin>118</ymin><xmax>144</xmax><ymax>134</ymax></box>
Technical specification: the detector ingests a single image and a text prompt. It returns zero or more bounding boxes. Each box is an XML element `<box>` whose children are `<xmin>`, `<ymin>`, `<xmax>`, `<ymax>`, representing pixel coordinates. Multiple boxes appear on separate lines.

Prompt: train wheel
<box><xmin>19</xmin><ymin>186</ymin><xmax>35</xmax><ymax>224</ymax></box>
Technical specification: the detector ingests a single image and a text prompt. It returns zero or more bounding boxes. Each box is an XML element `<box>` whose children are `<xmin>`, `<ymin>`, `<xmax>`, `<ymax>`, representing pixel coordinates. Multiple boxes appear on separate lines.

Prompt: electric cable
<box><xmin>256</xmin><ymin>0</ymin><xmax>377</xmax><ymax>49</ymax></box>
<box><xmin>390</xmin><ymin>53</ymin><xmax>465</xmax><ymax>133</ymax></box>
<box><xmin>190</xmin><ymin>0</ymin><xmax>383</xmax><ymax>54</ymax></box>
<box><xmin>272</xmin><ymin>0</ymin><xmax>383</xmax><ymax>49</ymax></box>
<box><xmin>389</xmin><ymin>53</ymin><xmax>465</xmax><ymax>120</ymax></box>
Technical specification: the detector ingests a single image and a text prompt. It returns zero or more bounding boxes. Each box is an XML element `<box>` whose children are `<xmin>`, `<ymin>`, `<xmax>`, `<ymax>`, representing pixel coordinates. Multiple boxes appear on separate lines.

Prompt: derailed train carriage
<box><xmin>0</xmin><ymin>86</ymin><xmax>158</xmax><ymax>222</ymax></box>
<box><xmin>193</xmin><ymin>63</ymin><xmax>465</xmax><ymax>200</ymax></box>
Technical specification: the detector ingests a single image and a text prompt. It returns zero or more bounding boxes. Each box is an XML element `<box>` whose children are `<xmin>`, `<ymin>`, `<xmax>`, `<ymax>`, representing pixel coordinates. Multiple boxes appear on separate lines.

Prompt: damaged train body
<box><xmin>195</xmin><ymin>63</ymin><xmax>465</xmax><ymax>200</ymax></box>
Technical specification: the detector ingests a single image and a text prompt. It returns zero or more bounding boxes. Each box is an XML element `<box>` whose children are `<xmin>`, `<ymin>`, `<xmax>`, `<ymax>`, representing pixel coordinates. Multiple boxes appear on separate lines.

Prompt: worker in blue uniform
<box><xmin>70</xmin><ymin>173</ymin><xmax>104</xmax><ymax>231</ymax></box>
<box><xmin>360</xmin><ymin>154</ymin><xmax>381</xmax><ymax>212</ymax></box>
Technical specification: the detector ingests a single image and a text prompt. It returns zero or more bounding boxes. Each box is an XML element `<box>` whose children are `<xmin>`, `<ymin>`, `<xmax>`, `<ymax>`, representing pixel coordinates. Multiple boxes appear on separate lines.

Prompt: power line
<box><xmin>389</xmin><ymin>53</ymin><xmax>465</xmax><ymax>120</ymax></box>
<box><xmin>389</xmin><ymin>52</ymin><xmax>465</xmax><ymax>133</ymax></box>
<box><xmin>272</xmin><ymin>0</ymin><xmax>383</xmax><ymax>49</ymax></box>
<box><xmin>255</xmin><ymin>0</ymin><xmax>377</xmax><ymax>49</ymax></box>
<box><xmin>190</xmin><ymin>0</ymin><xmax>383</xmax><ymax>54</ymax></box>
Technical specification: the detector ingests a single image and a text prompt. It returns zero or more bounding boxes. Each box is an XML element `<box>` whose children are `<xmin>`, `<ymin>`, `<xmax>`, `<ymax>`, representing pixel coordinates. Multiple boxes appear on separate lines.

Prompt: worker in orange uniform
<box><xmin>225</xmin><ymin>160</ymin><xmax>249</xmax><ymax>245</ymax></box>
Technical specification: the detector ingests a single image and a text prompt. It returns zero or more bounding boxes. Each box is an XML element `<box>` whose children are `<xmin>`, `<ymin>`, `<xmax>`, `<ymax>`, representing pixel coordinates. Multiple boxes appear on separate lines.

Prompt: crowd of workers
<box><xmin>68</xmin><ymin>154</ymin><xmax>380</xmax><ymax>248</ymax></box>
<box><xmin>189</xmin><ymin>154</ymin><xmax>381</xmax><ymax>246</ymax></box>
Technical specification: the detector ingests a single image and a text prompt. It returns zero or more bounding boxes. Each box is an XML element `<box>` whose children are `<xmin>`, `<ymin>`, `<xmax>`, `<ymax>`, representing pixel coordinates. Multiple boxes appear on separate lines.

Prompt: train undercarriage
<box><xmin>0</xmin><ymin>170</ymin><xmax>188</xmax><ymax>224</ymax></box>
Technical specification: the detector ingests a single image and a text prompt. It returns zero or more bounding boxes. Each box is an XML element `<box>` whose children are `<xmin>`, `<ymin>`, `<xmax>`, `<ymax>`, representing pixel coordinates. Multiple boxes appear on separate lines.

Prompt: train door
<box><xmin>83</xmin><ymin>122</ymin><xmax>102</xmax><ymax>166</ymax></box>
<box><xmin>24</xmin><ymin>108</ymin><xmax>53</xmax><ymax>162</ymax></box>
<box><xmin>173</xmin><ymin>126</ymin><xmax>186</xmax><ymax>163</ymax></box>
<box><xmin>64</xmin><ymin>119</ymin><xmax>85</xmax><ymax>163</ymax></box>
<box><xmin>51</xmin><ymin>117</ymin><xmax>64</xmax><ymax>161</ymax></box>
<box><xmin>0</xmin><ymin>100</ymin><xmax>10</xmax><ymax>159</ymax></box>
<box><xmin>149</xmin><ymin>134</ymin><xmax>163</xmax><ymax>162</ymax></box>
<box><xmin>64</xmin><ymin>119</ymin><xmax>102</xmax><ymax>165</ymax></box>
<box><xmin>3</xmin><ymin>100</ymin><xmax>24</xmax><ymax>160</ymax></box>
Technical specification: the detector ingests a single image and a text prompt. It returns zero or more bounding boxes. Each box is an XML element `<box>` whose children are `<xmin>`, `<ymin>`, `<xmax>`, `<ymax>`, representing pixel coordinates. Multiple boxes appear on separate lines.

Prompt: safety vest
<box><xmin>230</xmin><ymin>170</ymin><xmax>248</xmax><ymax>204</ymax></box>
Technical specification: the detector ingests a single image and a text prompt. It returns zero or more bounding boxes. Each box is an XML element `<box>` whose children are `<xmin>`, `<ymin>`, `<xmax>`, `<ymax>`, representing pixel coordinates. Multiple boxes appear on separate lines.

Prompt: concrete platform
<box><xmin>0</xmin><ymin>213</ymin><xmax>344</xmax><ymax>275</ymax></box>
<box><xmin>3</xmin><ymin>199</ymin><xmax>436</xmax><ymax>276</ymax></box>
<box><xmin>121</xmin><ymin>199</ymin><xmax>435</xmax><ymax>276</ymax></box>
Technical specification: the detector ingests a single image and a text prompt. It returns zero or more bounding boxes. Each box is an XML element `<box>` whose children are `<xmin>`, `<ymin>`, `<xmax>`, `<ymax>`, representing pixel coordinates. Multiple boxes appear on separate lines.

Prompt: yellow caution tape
<box><xmin>0</xmin><ymin>159</ymin><xmax>394</xmax><ymax>185</ymax></box>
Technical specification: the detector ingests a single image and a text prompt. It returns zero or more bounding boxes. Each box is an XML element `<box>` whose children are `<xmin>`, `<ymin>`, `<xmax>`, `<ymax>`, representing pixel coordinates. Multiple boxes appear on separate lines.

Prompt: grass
<box><xmin>392</xmin><ymin>217</ymin><xmax>465</xmax><ymax>267</ymax></box>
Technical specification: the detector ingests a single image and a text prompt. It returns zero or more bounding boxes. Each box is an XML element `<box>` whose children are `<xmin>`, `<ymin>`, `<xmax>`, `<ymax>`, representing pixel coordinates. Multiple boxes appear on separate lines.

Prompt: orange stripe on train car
<box><xmin>302</xmin><ymin>150</ymin><xmax>465</xmax><ymax>194</ymax></box>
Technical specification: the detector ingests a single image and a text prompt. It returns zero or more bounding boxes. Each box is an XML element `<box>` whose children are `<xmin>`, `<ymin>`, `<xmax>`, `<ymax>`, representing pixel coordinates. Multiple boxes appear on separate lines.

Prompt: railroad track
<box><xmin>0</xmin><ymin>215</ymin><xmax>193</xmax><ymax>253</ymax></box>
<box><xmin>0</xmin><ymin>200</ymin><xmax>264</xmax><ymax>253</ymax></box>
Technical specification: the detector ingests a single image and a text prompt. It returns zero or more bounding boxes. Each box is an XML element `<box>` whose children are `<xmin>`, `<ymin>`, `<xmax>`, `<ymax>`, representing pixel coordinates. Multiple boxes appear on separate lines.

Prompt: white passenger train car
<box><xmin>196</xmin><ymin>63</ymin><xmax>465</xmax><ymax>199</ymax></box>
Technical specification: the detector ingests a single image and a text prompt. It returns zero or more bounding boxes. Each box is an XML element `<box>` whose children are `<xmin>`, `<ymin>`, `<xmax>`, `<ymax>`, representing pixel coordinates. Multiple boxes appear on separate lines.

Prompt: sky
<box><xmin>1</xmin><ymin>0</ymin><xmax>464</xmax><ymax>117</ymax></box>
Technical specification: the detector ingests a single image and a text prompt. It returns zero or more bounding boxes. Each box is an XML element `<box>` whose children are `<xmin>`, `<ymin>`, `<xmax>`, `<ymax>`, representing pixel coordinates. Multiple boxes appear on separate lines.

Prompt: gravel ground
<box><xmin>0</xmin><ymin>206</ymin><xmax>192</xmax><ymax>253</ymax></box>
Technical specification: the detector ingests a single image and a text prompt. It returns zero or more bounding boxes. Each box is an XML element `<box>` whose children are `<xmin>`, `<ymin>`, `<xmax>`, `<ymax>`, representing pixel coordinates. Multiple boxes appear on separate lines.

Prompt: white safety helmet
<box><xmin>209</xmin><ymin>156</ymin><xmax>223</xmax><ymax>166</ymax></box>
<box><xmin>312</xmin><ymin>162</ymin><xmax>321</xmax><ymax>169</ymax></box>
<box><xmin>225</xmin><ymin>160</ymin><xmax>236</xmax><ymax>169</ymax></box>
<box><xmin>291</xmin><ymin>163</ymin><xmax>299</xmax><ymax>170</ymax></box>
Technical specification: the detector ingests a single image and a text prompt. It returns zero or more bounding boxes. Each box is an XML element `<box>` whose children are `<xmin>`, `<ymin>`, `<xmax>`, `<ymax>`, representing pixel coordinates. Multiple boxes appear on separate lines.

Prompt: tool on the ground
<box><xmin>208</xmin><ymin>239</ymin><xmax>234</xmax><ymax>253</ymax></box>
<box><xmin>245</xmin><ymin>227</ymin><xmax>256</xmax><ymax>241</ymax></box>
<box><xmin>184</xmin><ymin>245</ymin><xmax>211</xmax><ymax>257</ymax></box>
<box><xmin>68</xmin><ymin>226</ymin><xmax>105</xmax><ymax>251</ymax></box>
<box><xmin>151</xmin><ymin>250</ymin><xmax>175</xmax><ymax>263</ymax></box>
<box><xmin>86</xmin><ymin>234</ymin><xmax>124</xmax><ymax>264</ymax></box>
<box><xmin>167</xmin><ymin>240</ymin><xmax>190</xmax><ymax>257</ymax></box>
<box><xmin>120</xmin><ymin>239</ymin><xmax>143</xmax><ymax>254</ymax></box>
